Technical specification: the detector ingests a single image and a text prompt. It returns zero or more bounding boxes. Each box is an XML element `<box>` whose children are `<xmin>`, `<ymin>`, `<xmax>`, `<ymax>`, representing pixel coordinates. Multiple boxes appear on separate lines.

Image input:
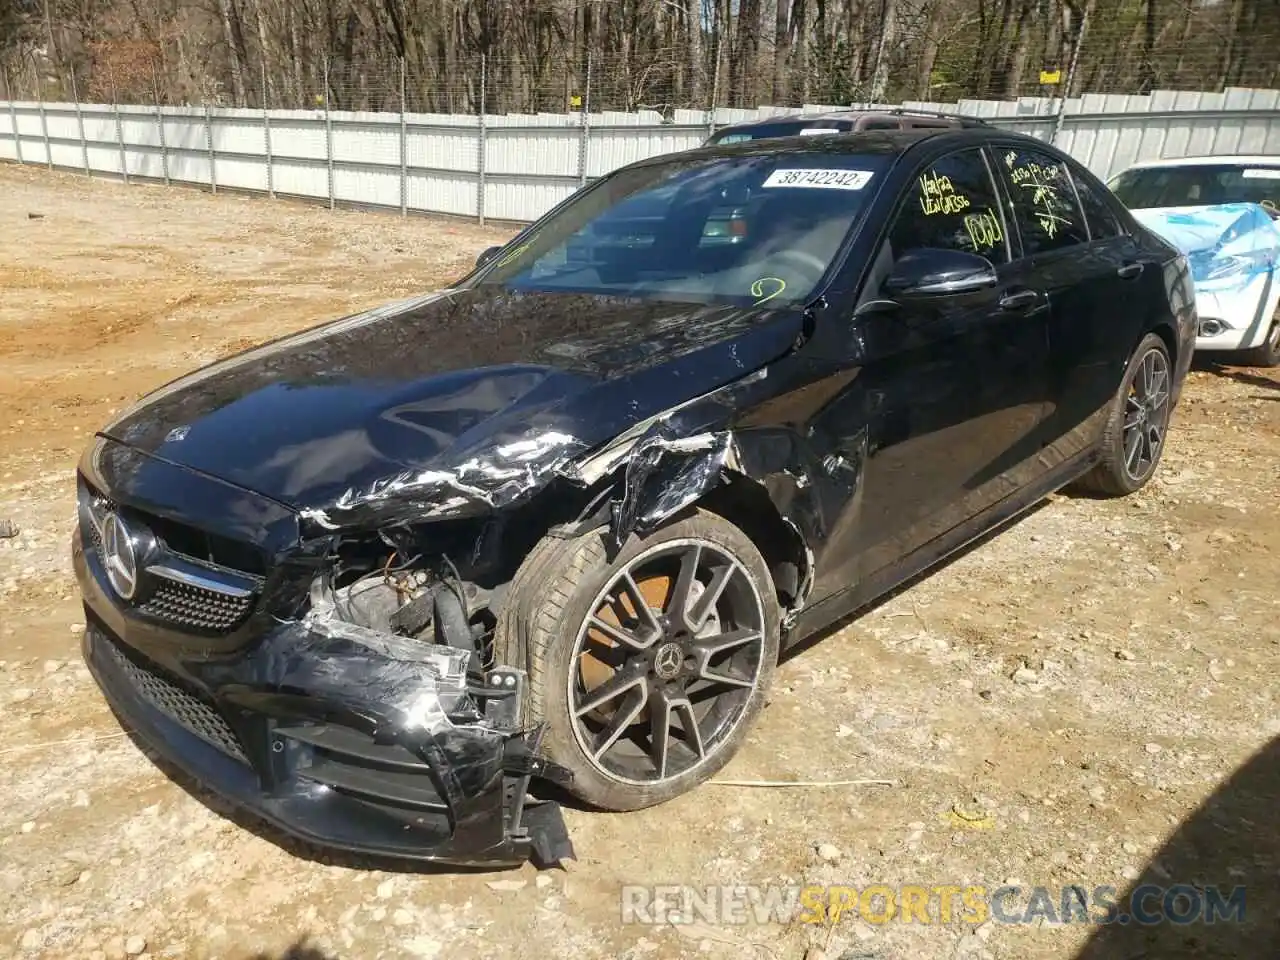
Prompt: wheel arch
<box><xmin>558</xmin><ymin>426</ymin><xmax>821</xmax><ymax>619</ymax></box>
<box><xmin>682</xmin><ymin>476</ymin><xmax>813</xmax><ymax>614</ymax></box>
<box><xmin>1147</xmin><ymin>318</ymin><xmax>1179</xmax><ymax>367</ymax></box>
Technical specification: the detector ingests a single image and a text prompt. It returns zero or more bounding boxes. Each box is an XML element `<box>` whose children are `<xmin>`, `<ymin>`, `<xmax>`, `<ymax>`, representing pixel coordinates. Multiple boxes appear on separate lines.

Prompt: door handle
<box><xmin>1117</xmin><ymin>262</ymin><xmax>1144</xmax><ymax>280</ymax></box>
<box><xmin>998</xmin><ymin>289</ymin><xmax>1042</xmax><ymax>311</ymax></box>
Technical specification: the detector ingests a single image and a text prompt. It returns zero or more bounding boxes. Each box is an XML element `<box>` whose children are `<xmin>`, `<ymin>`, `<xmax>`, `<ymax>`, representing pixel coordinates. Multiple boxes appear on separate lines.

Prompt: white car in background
<box><xmin>1108</xmin><ymin>156</ymin><xmax>1280</xmax><ymax>367</ymax></box>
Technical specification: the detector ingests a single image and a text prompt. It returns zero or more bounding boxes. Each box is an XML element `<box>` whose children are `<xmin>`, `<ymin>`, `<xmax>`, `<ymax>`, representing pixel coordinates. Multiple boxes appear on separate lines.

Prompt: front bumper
<box><xmin>1192</xmin><ymin>274</ymin><xmax>1278</xmax><ymax>352</ymax></box>
<box><xmin>74</xmin><ymin>530</ymin><xmax>575</xmax><ymax>869</ymax></box>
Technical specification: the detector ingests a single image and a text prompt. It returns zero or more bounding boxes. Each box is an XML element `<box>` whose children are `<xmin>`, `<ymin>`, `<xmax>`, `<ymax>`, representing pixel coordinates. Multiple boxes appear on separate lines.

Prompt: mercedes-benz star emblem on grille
<box><xmin>101</xmin><ymin>512</ymin><xmax>139</xmax><ymax>600</ymax></box>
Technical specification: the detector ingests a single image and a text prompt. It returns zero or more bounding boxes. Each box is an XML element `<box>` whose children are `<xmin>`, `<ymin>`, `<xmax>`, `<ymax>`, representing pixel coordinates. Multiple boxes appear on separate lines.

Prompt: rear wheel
<box><xmin>1239</xmin><ymin>310</ymin><xmax>1280</xmax><ymax>367</ymax></box>
<box><xmin>495</xmin><ymin>509</ymin><xmax>779</xmax><ymax>811</ymax></box>
<box><xmin>1075</xmin><ymin>333</ymin><xmax>1173</xmax><ymax>497</ymax></box>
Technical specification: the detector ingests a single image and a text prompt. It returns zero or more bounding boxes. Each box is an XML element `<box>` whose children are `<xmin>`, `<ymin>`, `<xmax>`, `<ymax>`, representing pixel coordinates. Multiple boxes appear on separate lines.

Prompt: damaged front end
<box><xmin>74</xmin><ymin>291</ymin><xmax>830</xmax><ymax>870</ymax></box>
<box><xmin>74</xmin><ymin>454</ymin><xmax>578</xmax><ymax>867</ymax></box>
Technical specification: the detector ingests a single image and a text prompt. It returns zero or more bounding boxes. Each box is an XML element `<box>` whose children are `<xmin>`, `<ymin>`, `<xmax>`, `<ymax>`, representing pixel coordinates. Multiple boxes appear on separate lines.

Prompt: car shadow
<box><xmin>1072</xmin><ymin>735</ymin><xmax>1280</xmax><ymax>959</ymax></box>
<box><xmin>780</xmin><ymin>500</ymin><xmax>1050</xmax><ymax>665</ymax></box>
<box><xmin>248</xmin><ymin>941</ymin><xmax>340</xmax><ymax>960</ymax></box>
<box><xmin>1193</xmin><ymin>356</ymin><xmax>1280</xmax><ymax>392</ymax></box>
<box><xmin>537</xmin><ymin>500</ymin><xmax>1056</xmax><ymax>810</ymax></box>
<box><xmin>112</xmin><ymin>716</ymin><xmax>511</xmax><ymax>876</ymax></box>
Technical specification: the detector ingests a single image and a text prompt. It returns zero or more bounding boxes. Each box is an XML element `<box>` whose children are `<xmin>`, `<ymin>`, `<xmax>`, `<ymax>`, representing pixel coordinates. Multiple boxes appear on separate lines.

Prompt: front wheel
<box><xmin>495</xmin><ymin>509</ymin><xmax>780</xmax><ymax>811</ymax></box>
<box><xmin>1075</xmin><ymin>332</ymin><xmax>1173</xmax><ymax>497</ymax></box>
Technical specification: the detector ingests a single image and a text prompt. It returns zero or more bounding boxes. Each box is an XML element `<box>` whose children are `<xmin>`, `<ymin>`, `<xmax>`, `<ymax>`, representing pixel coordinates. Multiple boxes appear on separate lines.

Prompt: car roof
<box><xmin>1121</xmin><ymin>155</ymin><xmax>1280</xmax><ymax>171</ymax></box>
<box><xmin>636</xmin><ymin>127</ymin><xmax>1045</xmax><ymax>170</ymax></box>
<box><xmin>712</xmin><ymin>109</ymin><xmax>986</xmax><ymax>131</ymax></box>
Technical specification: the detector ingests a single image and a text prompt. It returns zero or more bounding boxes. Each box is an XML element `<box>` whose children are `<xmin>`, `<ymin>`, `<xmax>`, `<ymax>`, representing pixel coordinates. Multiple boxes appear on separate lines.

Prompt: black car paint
<box><xmin>73</xmin><ymin>129</ymin><xmax>1196</xmax><ymax>868</ymax></box>
<box><xmin>100</xmin><ymin>289</ymin><xmax>810</xmax><ymax>530</ymax></box>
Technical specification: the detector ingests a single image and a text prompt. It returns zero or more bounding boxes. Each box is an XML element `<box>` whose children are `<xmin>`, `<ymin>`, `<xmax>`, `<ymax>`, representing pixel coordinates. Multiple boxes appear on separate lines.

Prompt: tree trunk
<box><xmin>916</xmin><ymin>9</ymin><xmax>940</xmax><ymax>100</ymax></box>
<box><xmin>253</xmin><ymin>0</ymin><xmax>273</xmax><ymax>107</ymax></box>
<box><xmin>869</xmin><ymin>0</ymin><xmax>898</xmax><ymax>100</ymax></box>
<box><xmin>1004</xmin><ymin>1</ymin><xmax>1033</xmax><ymax>98</ymax></box>
<box><xmin>687</xmin><ymin>0</ymin><xmax>704</xmax><ymax>105</ymax></box>
<box><xmin>1217</xmin><ymin>0</ymin><xmax>1244</xmax><ymax>91</ymax></box>
<box><xmin>794</xmin><ymin>0</ymin><xmax>809</xmax><ymax>102</ymax></box>
<box><xmin>217</xmin><ymin>0</ymin><xmax>247</xmax><ymax>105</ymax></box>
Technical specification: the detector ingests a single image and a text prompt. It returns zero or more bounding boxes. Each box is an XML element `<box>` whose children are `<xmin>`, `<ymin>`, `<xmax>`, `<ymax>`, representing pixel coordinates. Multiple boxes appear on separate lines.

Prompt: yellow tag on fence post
<box><xmin>1039</xmin><ymin>69</ymin><xmax>1062</xmax><ymax>85</ymax></box>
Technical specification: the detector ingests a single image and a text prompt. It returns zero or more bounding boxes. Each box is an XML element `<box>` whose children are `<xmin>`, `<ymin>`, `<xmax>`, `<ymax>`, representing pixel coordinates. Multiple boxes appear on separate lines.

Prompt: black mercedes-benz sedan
<box><xmin>73</xmin><ymin>128</ymin><xmax>1196</xmax><ymax>868</ymax></box>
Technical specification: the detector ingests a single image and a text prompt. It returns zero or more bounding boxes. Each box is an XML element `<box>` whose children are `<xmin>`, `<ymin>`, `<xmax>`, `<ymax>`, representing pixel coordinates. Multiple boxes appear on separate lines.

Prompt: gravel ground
<box><xmin>1</xmin><ymin>164</ymin><xmax>1278</xmax><ymax>960</ymax></box>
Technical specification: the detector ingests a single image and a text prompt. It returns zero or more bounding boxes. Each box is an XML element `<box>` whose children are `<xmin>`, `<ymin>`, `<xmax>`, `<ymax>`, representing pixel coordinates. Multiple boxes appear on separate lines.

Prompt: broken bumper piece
<box><xmin>78</xmin><ymin>555</ymin><xmax>575</xmax><ymax>868</ymax></box>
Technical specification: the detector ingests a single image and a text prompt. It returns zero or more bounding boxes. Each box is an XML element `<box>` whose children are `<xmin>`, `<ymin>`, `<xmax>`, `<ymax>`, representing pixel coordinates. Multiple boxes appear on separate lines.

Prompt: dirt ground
<box><xmin>1</xmin><ymin>163</ymin><xmax>1278</xmax><ymax>960</ymax></box>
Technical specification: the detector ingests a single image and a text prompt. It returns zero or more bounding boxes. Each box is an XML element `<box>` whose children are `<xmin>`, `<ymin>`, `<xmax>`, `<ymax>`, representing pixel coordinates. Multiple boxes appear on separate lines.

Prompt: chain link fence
<box><xmin>2</xmin><ymin>14</ymin><xmax>1279</xmax><ymax>224</ymax></box>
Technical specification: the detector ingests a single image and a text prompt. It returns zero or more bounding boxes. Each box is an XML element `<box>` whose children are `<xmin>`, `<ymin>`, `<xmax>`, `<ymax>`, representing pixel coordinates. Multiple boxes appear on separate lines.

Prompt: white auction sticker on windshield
<box><xmin>1242</xmin><ymin>168</ymin><xmax>1280</xmax><ymax>180</ymax></box>
<box><xmin>762</xmin><ymin>168</ymin><xmax>874</xmax><ymax>190</ymax></box>
<box><xmin>798</xmin><ymin>128</ymin><xmax>840</xmax><ymax>136</ymax></box>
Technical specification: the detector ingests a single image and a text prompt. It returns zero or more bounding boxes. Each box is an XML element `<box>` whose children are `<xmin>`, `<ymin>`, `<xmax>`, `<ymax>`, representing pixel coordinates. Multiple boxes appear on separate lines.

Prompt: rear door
<box><xmin>988</xmin><ymin>143</ymin><xmax>1154</xmax><ymax>465</ymax></box>
<box><xmin>820</xmin><ymin>145</ymin><xmax>1053</xmax><ymax>591</ymax></box>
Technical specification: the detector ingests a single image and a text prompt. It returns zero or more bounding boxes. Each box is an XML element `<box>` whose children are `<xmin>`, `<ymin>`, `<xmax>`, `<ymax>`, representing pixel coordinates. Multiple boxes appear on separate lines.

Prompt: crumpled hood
<box><xmin>1131</xmin><ymin>203</ymin><xmax>1280</xmax><ymax>286</ymax></box>
<box><xmin>102</xmin><ymin>287</ymin><xmax>805</xmax><ymax>528</ymax></box>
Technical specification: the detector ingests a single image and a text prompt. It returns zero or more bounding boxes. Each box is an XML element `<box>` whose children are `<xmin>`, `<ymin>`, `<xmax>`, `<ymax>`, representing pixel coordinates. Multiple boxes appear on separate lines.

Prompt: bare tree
<box><xmin>2</xmin><ymin>0</ymin><xmax>1275</xmax><ymax>112</ymax></box>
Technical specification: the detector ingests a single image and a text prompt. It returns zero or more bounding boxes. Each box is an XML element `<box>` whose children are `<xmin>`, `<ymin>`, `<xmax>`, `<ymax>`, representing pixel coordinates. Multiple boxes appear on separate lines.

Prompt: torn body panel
<box><xmin>555</xmin><ymin>357</ymin><xmax>875</xmax><ymax>626</ymax></box>
<box><xmin>96</xmin><ymin>285</ymin><xmax>811</xmax><ymax>538</ymax></box>
<box><xmin>75</xmin><ymin>522</ymin><xmax>575</xmax><ymax>868</ymax></box>
<box><xmin>298</xmin><ymin>431</ymin><xmax>590</xmax><ymax>533</ymax></box>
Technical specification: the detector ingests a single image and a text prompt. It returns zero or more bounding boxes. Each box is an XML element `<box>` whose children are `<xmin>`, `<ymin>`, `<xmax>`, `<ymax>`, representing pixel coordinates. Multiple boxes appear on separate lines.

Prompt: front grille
<box><xmin>79</xmin><ymin>477</ymin><xmax>263</xmax><ymax>635</ymax></box>
<box><xmin>138</xmin><ymin>578</ymin><xmax>255</xmax><ymax>632</ymax></box>
<box><xmin>105</xmin><ymin>639</ymin><xmax>248</xmax><ymax>764</ymax></box>
<box><xmin>144</xmin><ymin>512</ymin><xmax>267</xmax><ymax>577</ymax></box>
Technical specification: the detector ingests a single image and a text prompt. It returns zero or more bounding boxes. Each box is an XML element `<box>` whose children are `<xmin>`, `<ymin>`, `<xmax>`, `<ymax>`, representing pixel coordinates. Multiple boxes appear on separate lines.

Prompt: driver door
<box><xmin>824</xmin><ymin>146</ymin><xmax>1054</xmax><ymax>588</ymax></box>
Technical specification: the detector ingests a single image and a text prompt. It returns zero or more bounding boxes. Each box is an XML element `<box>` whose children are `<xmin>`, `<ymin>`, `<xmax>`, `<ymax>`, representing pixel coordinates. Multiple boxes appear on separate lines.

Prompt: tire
<box><xmin>1238</xmin><ymin>312</ymin><xmax>1280</xmax><ymax>368</ymax></box>
<box><xmin>1075</xmin><ymin>332</ymin><xmax>1174</xmax><ymax>498</ymax></box>
<box><xmin>494</xmin><ymin>508</ymin><xmax>780</xmax><ymax>811</ymax></box>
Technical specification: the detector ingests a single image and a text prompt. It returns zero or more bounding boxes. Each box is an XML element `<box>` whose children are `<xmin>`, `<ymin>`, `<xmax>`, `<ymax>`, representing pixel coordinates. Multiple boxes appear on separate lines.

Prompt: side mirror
<box><xmin>883</xmin><ymin>247</ymin><xmax>998</xmax><ymax>297</ymax></box>
<box><xmin>476</xmin><ymin>245</ymin><xmax>503</xmax><ymax>269</ymax></box>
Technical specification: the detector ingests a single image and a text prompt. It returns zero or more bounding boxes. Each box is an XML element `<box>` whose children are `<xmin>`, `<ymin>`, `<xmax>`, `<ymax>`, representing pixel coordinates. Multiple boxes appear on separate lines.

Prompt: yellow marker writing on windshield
<box><xmin>751</xmin><ymin>277</ymin><xmax>786</xmax><ymax>305</ymax></box>
<box><xmin>496</xmin><ymin>243</ymin><xmax>530</xmax><ymax>267</ymax></box>
<box><xmin>496</xmin><ymin>229</ymin><xmax>540</xmax><ymax>268</ymax></box>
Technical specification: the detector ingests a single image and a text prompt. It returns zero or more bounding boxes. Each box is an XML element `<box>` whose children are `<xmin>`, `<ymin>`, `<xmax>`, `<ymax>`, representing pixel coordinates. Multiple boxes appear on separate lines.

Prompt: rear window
<box><xmin>1108</xmin><ymin>163</ymin><xmax>1280</xmax><ymax>213</ymax></box>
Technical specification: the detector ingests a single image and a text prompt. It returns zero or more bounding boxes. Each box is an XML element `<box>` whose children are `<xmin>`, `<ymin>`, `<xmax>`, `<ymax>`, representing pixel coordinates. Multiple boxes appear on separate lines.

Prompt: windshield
<box><xmin>1108</xmin><ymin>163</ymin><xmax>1280</xmax><ymax>215</ymax></box>
<box><xmin>471</xmin><ymin>151</ymin><xmax>888</xmax><ymax>307</ymax></box>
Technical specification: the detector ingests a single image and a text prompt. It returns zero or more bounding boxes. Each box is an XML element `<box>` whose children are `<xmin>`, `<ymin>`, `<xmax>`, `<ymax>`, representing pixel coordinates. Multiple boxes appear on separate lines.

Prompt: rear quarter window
<box><xmin>992</xmin><ymin>146</ymin><xmax>1090</xmax><ymax>255</ymax></box>
<box><xmin>1069</xmin><ymin>168</ymin><xmax>1126</xmax><ymax>240</ymax></box>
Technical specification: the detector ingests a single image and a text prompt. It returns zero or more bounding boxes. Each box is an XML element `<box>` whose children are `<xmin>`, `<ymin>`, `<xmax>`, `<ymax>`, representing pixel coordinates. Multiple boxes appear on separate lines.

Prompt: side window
<box><xmin>993</xmin><ymin>146</ymin><xmax>1089</xmax><ymax>255</ymax></box>
<box><xmin>1069</xmin><ymin>167</ymin><xmax>1125</xmax><ymax>240</ymax></box>
<box><xmin>887</xmin><ymin>148</ymin><xmax>1011</xmax><ymax>263</ymax></box>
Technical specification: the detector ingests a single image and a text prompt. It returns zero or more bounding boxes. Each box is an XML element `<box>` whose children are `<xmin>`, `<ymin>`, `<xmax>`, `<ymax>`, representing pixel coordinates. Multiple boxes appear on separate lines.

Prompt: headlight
<box><xmin>1201</xmin><ymin>251</ymin><xmax>1270</xmax><ymax>283</ymax></box>
<box><xmin>1204</xmin><ymin>255</ymin><xmax>1250</xmax><ymax>281</ymax></box>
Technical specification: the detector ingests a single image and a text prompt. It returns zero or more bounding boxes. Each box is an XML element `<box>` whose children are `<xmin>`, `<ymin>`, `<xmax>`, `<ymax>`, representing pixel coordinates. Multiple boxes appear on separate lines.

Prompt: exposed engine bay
<box><xmin>305</xmin><ymin>520</ymin><xmax>522</xmax><ymax>677</ymax></box>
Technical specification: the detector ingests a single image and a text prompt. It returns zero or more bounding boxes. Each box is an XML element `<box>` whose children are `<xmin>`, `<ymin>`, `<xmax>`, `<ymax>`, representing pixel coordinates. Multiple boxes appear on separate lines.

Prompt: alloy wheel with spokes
<box><xmin>568</xmin><ymin>538</ymin><xmax>768</xmax><ymax>787</ymax></box>
<box><xmin>1075</xmin><ymin>333</ymin><xmax>1177</xmax><ymax>498</ymax></box>
<box><xmin>1121</xmin><ymin>346</ymin><xmax>1171</xmax><ymax>483</ymax></box>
